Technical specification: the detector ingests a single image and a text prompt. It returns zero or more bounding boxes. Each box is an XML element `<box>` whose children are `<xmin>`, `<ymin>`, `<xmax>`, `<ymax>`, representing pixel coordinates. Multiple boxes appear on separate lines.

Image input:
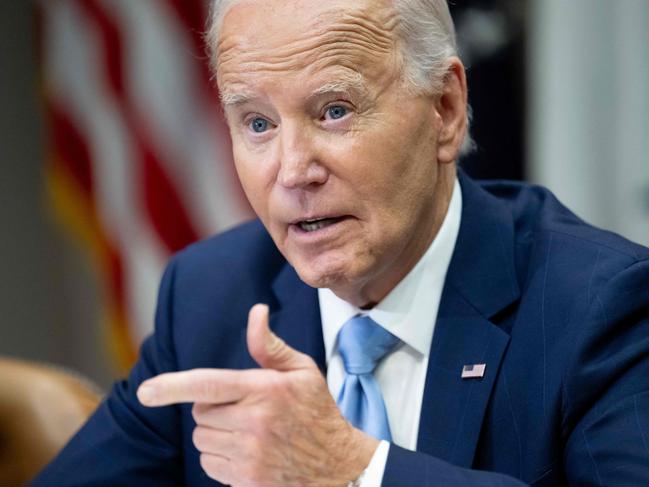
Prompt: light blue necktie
<box><xmin>336</xmin><ymin>315</ymin><xmax>400</xmax><ymax>441</ymax></box>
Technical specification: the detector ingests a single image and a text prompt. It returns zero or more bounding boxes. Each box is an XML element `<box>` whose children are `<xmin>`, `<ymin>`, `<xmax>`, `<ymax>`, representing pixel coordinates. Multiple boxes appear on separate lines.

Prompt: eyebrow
<box><xmin>219</xmin><ymin>90</ymin><xmax>255</xmax><ymax>107</ymax></box>
<box><xmin>220</xmin><ymin>71</ymin><xmax>368</xmax><ymax>108</ymax></box>
<box><xmin>310</xmin><ymin>72</ymin><xmax>368</xmax><ymax>99</ymax></box>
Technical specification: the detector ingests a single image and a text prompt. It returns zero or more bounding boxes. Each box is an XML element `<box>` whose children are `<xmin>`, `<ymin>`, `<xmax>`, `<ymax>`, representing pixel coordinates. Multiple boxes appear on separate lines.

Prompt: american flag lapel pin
<box><xmin>461</xmin><ymin>363</ymin><xmax>486</xmax><ymax>379</ymax></box>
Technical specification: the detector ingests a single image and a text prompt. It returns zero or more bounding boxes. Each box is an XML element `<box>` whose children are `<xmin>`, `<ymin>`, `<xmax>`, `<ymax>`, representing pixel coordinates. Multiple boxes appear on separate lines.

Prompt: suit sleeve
<box><xmin>30</xmin><ymin>258</ymin><xmax>185</xmax><ymax>487</ymax></box>
<box><xmin>561</xmin><ymin>258</ymin><xmax>649</xmax><ymax>485</ymax></box>
<box><xmin>382</xmin><ymin>445</ymin><xmax>527</xmax><ymax>486</ymax></box>
<box><xmin>382</xmin><ymin>258</ymin><xmax>649</xmax><ymax>486</ymax></box>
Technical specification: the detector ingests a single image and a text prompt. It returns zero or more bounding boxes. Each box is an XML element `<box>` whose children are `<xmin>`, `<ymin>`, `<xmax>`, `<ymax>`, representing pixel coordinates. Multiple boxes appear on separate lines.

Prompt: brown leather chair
<box><xmin>0</xmin><ymin>357</ymin><xmax>102</xmax><ymax>486</ymax></box>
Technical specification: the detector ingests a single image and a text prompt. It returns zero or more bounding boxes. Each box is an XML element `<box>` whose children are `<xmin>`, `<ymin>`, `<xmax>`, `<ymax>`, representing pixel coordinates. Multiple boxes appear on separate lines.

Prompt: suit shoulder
<box><xmin>169</xmin><ymin>219</ymin><xmax>286</xmax><ymax>287</ymax></box>
<box><xmin>480</xmin><ymin>179</ymin><xmax>649</xmax><ymax>264</ymax></box>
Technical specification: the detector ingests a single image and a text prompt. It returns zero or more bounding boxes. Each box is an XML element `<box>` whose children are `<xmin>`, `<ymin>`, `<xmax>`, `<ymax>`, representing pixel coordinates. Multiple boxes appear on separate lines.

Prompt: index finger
<box><xmin>137</xmin><ymin>368</ymin><xmax>252</xmax><ymax>407</ymax></box>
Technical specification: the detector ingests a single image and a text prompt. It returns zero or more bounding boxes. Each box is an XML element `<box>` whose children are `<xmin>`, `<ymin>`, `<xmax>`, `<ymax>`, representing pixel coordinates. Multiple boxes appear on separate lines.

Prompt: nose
<box><xmin>276</xmin><ymin>124</ymin><xmax>328</xmax><ymax>189</ymax></box>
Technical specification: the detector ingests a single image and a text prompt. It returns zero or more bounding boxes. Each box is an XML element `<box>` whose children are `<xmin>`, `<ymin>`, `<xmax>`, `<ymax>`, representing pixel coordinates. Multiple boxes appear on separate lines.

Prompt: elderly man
<box><xmin>33</xmin><ymin>0</ymin><xmax>649</xmax><ymax>486</ymax></box>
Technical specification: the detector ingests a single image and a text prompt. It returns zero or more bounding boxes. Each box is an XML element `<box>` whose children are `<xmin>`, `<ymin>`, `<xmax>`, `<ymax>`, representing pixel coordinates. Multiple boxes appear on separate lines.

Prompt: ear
<box><xmin>435</xmin><ymin>57</ymin><xmax>468</xmax><ymax>164</ymax></box>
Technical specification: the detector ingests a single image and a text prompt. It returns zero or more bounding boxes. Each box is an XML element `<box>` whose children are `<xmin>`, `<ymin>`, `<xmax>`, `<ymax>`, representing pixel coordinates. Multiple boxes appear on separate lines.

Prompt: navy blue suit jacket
<box><xmin>32</xmin><ymin>172</ymin><xmax>649</xmax><ymax>486</ymax></box>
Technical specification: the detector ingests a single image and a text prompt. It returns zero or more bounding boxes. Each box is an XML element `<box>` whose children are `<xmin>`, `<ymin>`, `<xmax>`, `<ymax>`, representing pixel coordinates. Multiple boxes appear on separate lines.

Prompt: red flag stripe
<box><xmin>41</xmin><ymin>0</ymin><xmax>251</xmax><ymax>363</ymax></box>
<box><xmin>48</xmin><ymin>99</ymin><xmax>94</xmax><ymax>195</ymax></box>
<box><xmin>163</xmin><ymin>0</ymin><xmax>253</xmax><ymax>221</ymax></box>
<box><xmin>47</xmin><ymin>101</ymin><xmax>127</xmax><ymax>325</ymax></box>
<box><xmin>45</xmin><ymin>100</ymin><xmax>136</xmax><ymax>366</ymax></box>
<box><xmin>78</xmin><ymin>0</ymin><xmax>199</xmax><ymax>253</ymax></box>
<box><xmin>165</xmin><ymin>0</ymin><xmax>215</xmax><ymax>95</ymax></box>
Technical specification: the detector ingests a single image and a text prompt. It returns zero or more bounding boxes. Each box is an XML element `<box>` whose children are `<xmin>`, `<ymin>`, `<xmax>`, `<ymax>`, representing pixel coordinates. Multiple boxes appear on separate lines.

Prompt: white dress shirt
<box><xmin>318</xmin><ymin>178</ymin><xmax>462</xmax><ymax>485</ymax></box>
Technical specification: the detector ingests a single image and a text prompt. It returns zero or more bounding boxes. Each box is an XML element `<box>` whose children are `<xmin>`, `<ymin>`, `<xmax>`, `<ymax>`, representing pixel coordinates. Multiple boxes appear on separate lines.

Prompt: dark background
<box><xmin>450</xmin><ymin>0</ymin><xmax>526</xmax><ymax>181</ymax></box>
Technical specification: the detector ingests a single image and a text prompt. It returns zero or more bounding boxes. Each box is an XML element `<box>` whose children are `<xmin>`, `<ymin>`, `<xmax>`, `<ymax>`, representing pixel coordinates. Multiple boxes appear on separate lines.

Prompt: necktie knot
<box><xmin>337</xmin><ymin>315</ymin><xmax>400</xmax><ymax>375</ymax></box>
<box><xmin>336</xmin><ymin>315</ymin><xmax>400</xmax><ymax>441</ymax></box>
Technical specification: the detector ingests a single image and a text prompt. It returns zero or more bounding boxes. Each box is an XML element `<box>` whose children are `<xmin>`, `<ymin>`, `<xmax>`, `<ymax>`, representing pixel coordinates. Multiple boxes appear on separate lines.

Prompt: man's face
<box><xmin>217</xmin><ymin>0</ymin><xmax>459</xmax><ymax>306</ymax></box>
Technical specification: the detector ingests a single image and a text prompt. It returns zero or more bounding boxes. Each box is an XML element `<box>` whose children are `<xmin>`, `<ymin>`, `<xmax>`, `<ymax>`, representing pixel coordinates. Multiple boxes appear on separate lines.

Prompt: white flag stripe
<box><xmin>43</xmin><ymin>0</ymin><xmax>137</xmax><ymax>249</ymax></box>
<box><xmin>101</xmin><ymin>0</ymin><xmax>206</xmax><ymax>227</ymax></box>
<box><xmin>104</xmin><ymin>0</ymin><xmax>249</xmax><ymax>236</ymax></box>
<box><xmin>43</xmin><ymin>0</ymin><xmax>168</xmax><ymax>342</ymax></box>
<box><xmin>41</xmin><ymin>0</ymin><xmax>250</xmax><ymax>354</ymax></box>
<box><xmin>123</xmin><ymin>227</ymin><xmax>168</xmax><ymax>344</ymax></box>
<box><xmin>44</xmin><ymin>1</ymin><xmax>138</xmax><ymax>249</ymax></box>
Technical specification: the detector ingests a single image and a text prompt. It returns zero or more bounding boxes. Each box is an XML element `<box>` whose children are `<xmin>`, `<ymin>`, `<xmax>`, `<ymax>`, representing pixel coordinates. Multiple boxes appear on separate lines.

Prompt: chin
<box><xmin>291</xmin><ymin>254</ymin><xmax>357</xmax><ymax>291</ymax></box>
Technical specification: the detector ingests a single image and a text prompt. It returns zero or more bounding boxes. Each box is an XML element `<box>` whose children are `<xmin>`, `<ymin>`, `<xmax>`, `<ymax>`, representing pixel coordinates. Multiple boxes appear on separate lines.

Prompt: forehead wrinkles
<box><xmin>217</xmin><ymin>6</ymin><xmax>399</xmax><ymax>83</ymax></box>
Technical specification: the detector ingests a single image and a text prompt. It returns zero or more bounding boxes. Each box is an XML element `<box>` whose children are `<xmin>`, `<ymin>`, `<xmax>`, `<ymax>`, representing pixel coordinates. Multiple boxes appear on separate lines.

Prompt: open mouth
<box><xmin>296</xmin><ymin>216</ymin><xmax>347</xmax><ymax>233</ymax></box>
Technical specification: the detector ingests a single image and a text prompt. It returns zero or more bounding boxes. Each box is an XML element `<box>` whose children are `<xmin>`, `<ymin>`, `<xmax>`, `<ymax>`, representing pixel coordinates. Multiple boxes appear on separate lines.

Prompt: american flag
<box><xmin>38</xmin><ymin>0</ymin><xmax>251</xmax><ymax>371</ymax></box>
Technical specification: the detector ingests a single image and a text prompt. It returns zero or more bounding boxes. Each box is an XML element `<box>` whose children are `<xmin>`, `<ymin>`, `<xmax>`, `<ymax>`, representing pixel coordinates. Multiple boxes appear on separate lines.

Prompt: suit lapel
<box><xmin>416</xmin><ymin>171</ymin><xmax>520</xmax><ymax>467</ymax></box>
<box><xmin>416</xmin><ymin>285</ymin><xmax>511</xmax><ymax>465</ymax></box>
<box><xmin>270</xmin><ymin>263</ymin><xmax>326</xmax><ymax>373</ymax></box>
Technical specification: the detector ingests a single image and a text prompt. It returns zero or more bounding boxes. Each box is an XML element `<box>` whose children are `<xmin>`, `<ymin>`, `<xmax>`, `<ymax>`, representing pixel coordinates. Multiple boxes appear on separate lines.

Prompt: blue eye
<box><xmin>326</xmin><ymin>105</ymin><xmax>347</xmax><ymax>120</ymax></box>
<box><xmin>249</xmin><ymin>117</ymin><xmax>269</xmax><ymax>133</ymax></box>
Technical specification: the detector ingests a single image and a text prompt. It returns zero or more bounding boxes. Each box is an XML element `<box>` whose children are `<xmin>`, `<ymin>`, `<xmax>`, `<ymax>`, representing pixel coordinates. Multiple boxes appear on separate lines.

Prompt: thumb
<box><xmin>247</xmin><ymin>303</ymin><xmax>315</xmax><ymax>371</ymax></box>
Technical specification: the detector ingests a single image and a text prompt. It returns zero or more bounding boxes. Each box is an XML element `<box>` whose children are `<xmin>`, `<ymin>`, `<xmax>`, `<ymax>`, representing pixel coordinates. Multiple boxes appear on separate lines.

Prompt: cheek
<box><xmin>359</xmin><ymin>138</ymin><xmax>437</xmax><ymax>236</ymax></box>
<box><xmin>233</xmin><ymin>155</ymin><xmax>255</xmax><ymax>194</ymax></box>
<box><xmin>355</xmin><ymin>138</ymin><xmax>426</xmax><ymax>203</ymax></box>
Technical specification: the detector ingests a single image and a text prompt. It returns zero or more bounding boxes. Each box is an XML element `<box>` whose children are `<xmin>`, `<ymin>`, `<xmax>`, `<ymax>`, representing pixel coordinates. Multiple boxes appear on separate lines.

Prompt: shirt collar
<box><xmin>319</xmin><ymin>178</ymin><xmax>463</xmax><ymax>361</ymax></box>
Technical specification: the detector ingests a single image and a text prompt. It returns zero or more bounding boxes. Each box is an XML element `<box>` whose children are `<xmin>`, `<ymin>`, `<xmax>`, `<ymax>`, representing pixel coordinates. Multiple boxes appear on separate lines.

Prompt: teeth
<box><xmin>299</xmin><ymin>219</ymin><xmax>330</xmax><ymax>232</ymax></box>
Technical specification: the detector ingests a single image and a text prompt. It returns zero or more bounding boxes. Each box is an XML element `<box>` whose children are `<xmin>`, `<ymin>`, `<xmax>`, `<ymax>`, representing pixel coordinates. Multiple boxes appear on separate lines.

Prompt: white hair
<box><xmin>205</xmin><ymin>0</ymin><xmax>474</xmax><ymax>154</ymax></box>
<box><xmin>392</xmin><ymin>0</ymin><xmax>457</xmax><ymax>94</ymax></box>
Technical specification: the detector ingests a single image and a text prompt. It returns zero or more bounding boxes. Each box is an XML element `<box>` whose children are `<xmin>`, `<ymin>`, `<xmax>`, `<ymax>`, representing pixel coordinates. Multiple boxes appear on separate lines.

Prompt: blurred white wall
<box><xmin>529</xmin><ymin>0</ymin><xmax>649</xmax><ymax>246</ymax></box>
